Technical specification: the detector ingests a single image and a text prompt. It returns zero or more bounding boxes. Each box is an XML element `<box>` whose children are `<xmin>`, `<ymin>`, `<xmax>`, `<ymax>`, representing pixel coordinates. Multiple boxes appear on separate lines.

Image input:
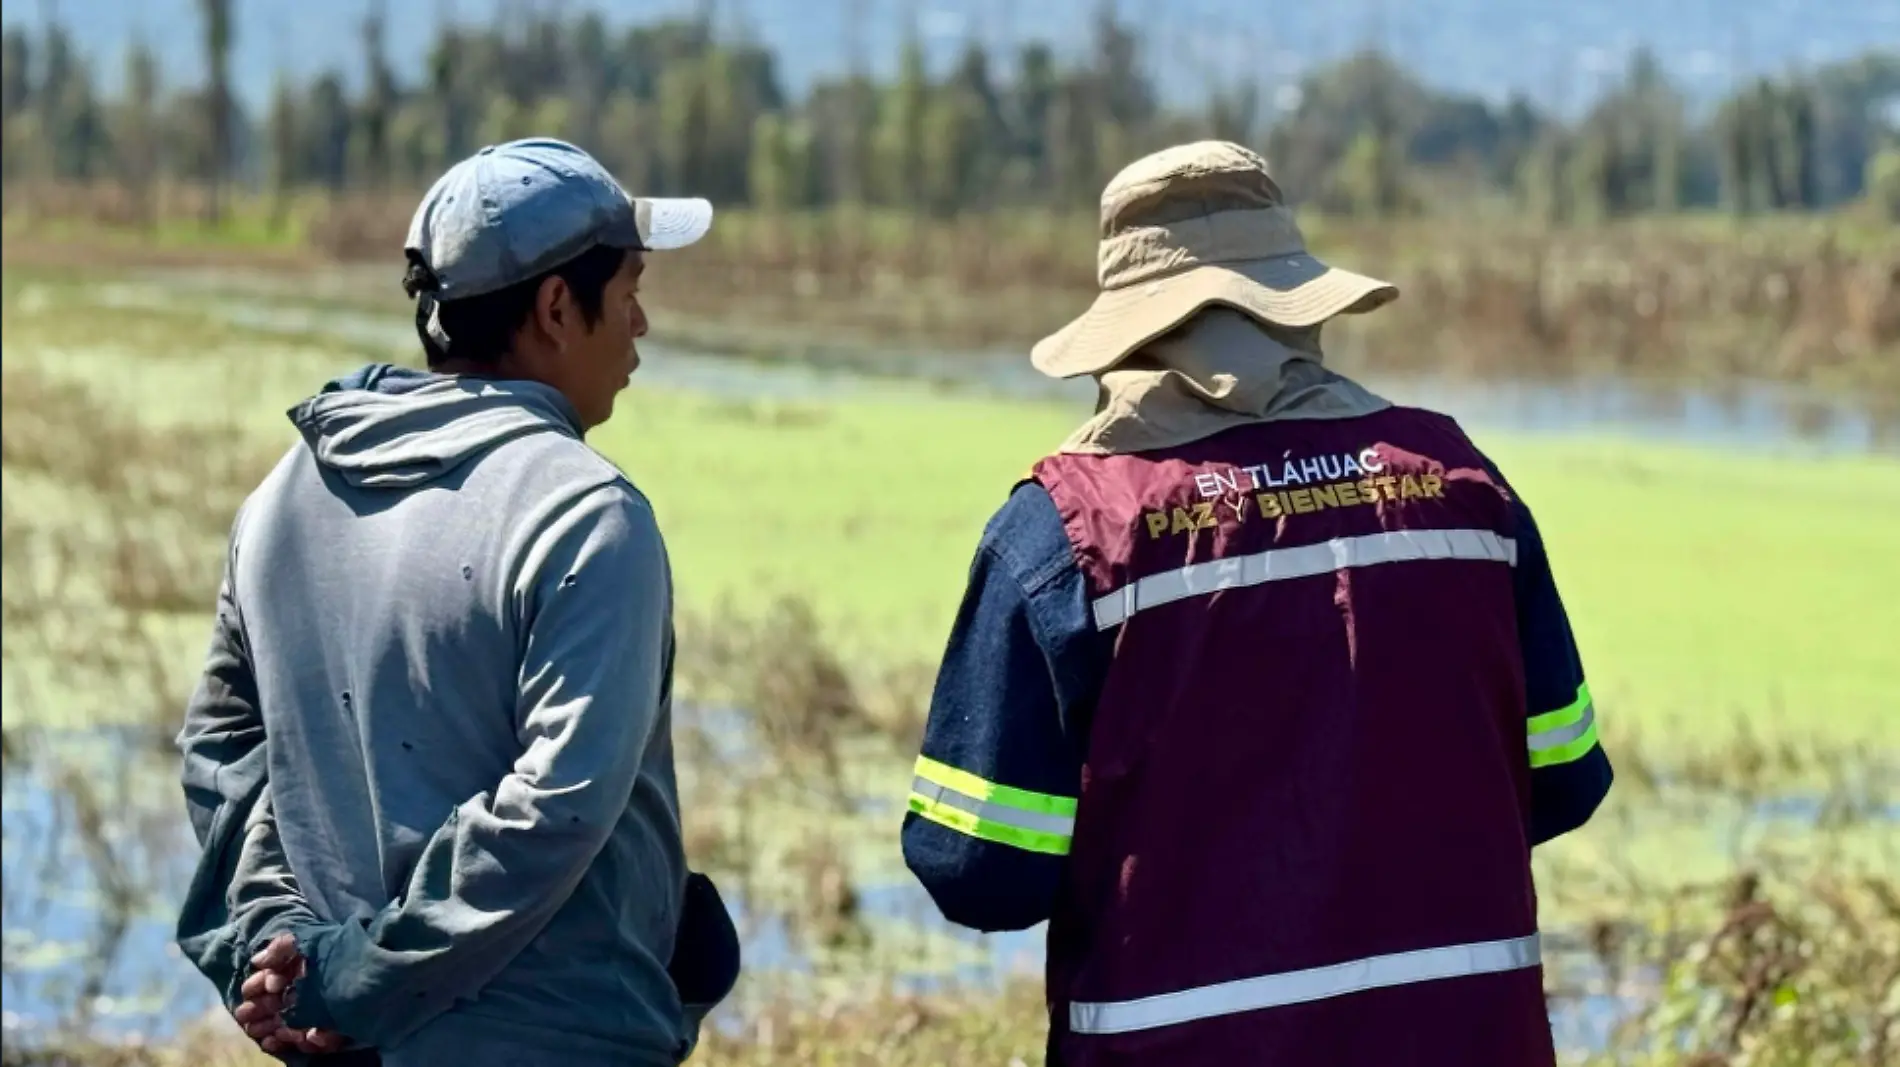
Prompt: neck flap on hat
<box><xmin>1057</xmin><ymin>306</ymin><xmax>1391</xmax><ymax>456</ymax></box>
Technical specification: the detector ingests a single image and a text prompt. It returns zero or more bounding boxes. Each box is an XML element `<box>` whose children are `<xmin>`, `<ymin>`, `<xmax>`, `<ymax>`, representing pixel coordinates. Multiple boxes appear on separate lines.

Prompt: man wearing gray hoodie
<box><xmin>174</xmin><ymin>139</ymin><xmax>739</xmax><ymax>1066</ymax></box>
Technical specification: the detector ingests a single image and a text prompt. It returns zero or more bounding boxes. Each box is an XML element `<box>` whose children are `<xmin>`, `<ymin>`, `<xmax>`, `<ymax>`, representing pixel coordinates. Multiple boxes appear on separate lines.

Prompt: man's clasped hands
<box><xmin>232</xmin><ymin>933</ymin><xmax>351</xmax><ymax>1057</ymax></box>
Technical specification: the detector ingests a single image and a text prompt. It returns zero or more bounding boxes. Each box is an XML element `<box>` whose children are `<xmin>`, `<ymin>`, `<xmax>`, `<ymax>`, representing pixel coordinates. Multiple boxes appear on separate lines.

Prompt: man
<box><xmin>901</xmin><ymin>141</ymin><xmax>1613</xmax><ymax>1066</ymax></box>
<box><xmin>175</xmin><ymin>138</ymin><xmax>739</xmax><ymax>1067</ymax></box>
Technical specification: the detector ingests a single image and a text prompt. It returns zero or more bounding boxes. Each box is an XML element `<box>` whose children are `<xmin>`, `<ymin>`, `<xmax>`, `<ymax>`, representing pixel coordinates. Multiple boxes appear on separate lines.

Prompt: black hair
<box><xmin>403</xmin><ymin>242</ymin><xmax>630</xmax><ymax>368</ymax></box>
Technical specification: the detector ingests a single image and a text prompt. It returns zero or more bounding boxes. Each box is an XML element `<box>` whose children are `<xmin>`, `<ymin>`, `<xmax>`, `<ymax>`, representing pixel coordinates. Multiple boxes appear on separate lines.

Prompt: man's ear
<box><xmin>534</xmin><ymin>274</ymin><xmax>571</xmax><ymax>339</ymax></box>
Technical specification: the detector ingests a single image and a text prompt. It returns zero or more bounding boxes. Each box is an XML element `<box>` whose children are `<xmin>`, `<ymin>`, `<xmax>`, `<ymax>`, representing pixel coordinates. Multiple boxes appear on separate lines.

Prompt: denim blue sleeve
<box><xmin>1512</xmin><ymin>495</ymin><xmax>1614</xmax><ymax>845</ymax></box>
<box><xmin>1477</xmin><ymin>451</ymin><xmax>1614</xmax><ymax>846</ymax></box>
<box><xmin>901</xmin><ymin>480</ymin><xmax>1108</xmax><ymax>933</ymax></box>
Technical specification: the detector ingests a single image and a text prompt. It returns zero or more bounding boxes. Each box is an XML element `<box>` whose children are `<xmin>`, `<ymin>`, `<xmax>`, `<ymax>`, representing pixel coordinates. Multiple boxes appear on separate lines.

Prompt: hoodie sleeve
<box><xmin>280</xmin><ymin>481</ymin><xmax>673</xmax><ymax>1048</ymax></box>
<box><xmin>173</xmin><ymin>527</ymin><xmax>325</xmax><ymax>1015</ymax></box>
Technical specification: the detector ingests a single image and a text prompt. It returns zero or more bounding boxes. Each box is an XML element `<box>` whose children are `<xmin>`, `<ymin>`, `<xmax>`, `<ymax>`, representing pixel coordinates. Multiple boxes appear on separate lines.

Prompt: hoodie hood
<box><xmin>288</xmin><ymin>364</ymin><xmax>586</xmax><ymax>489</ymax></box>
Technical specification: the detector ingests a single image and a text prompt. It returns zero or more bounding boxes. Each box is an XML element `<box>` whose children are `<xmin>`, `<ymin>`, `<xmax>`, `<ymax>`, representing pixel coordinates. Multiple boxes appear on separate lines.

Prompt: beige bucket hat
<box><xmin>1031</xmin><ymin>140</ymin><xmax>1399</xmax><ymax>379</ymax></box>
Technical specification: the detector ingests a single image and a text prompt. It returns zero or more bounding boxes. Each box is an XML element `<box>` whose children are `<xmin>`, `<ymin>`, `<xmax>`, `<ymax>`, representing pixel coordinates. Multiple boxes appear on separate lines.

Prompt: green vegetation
<box><xmin>604</xmin><ymin>386</ymin><xmax>1900</xmax><ymax>751</ymax></box>
<box><xmin>6</xmin><ymin>9</ymin><xmax>1898</xmax><ymax>220</ymax></box>
<box><xmin>4</xmin><ymin>8</ymin><xmax>1895</xmax><ymax>1058</ymax></box>
<box><xmin>2</xmin><ymin>254</ymin><xmax>1895</xmax><ymax>1061</ymax></box>
<box><xmin>9</xmin><ymin>202</ymin><xmax>1897</xmax><ymax>400</ymax></box>
<box><xmin>6</xmin><ymin>8</ymin><xmax>1895</xmax><ymax>395</ymax></box>
<box><xmin>5</xmin><ymin>264</ymin><xmax>1894</xmax><ymax>747</ymax></box>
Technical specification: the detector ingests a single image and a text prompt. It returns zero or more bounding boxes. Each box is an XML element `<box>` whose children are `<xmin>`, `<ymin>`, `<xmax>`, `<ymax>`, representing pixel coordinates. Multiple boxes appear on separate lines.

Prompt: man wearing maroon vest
<box><xmin>901</xmin><ymin>141</ymin><xmax>1613</xmax><ymax>1066</ymax></box>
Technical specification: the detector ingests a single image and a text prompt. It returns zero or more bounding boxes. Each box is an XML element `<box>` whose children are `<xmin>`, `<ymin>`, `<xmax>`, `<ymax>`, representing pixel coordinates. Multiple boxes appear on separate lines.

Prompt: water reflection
<box><xmin>80</xmin><ymin>275</ymin><xmax>1900</xmax><ymax>457</ymax></box>
<box><xmin>4</xmin><ymin>724</ymin><xmax>1889</xmax><ymax>1052</ymax></box>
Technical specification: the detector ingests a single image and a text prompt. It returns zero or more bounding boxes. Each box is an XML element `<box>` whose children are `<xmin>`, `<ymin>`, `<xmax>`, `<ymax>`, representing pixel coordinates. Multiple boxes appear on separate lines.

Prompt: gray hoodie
<box><xmin>174</xmin><ymin>364</ymin><xmax>736</xmax><ymax>1067</ymax></box>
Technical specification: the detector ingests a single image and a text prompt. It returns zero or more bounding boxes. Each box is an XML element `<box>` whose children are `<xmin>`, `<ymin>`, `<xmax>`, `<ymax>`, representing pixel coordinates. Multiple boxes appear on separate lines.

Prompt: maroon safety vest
<box><xmin>1031</xmin><ymin>406</ymin><xmax>1555</xmax><ymax>1067</ymax></box>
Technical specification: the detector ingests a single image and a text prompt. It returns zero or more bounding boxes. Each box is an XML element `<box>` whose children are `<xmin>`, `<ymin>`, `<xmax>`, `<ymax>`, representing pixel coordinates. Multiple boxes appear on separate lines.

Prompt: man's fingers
<box><xmin>297</xmin><ymin>1028</ymin><xmax>350</xmax><ymax>1054</ymax></box>
<box><xmin>244</xmin><ymin>1017</ymin><xmax>281</xmax><ymax>1042</ymax></box>
<box><xmin>250</xmin><ymin>932</ymin><xmax>300</xmax><ymax>970</ymax></box>
<box><xmin>238</xmin><ymin>966</ymin><xmax>292</xmax><ymax>999</ymax></box>
<box><xmin>234</xmin><ymin>998</ymin><xmax>284</xmax><ymax>1023</ymax></box>
<box><xmin>239</xmin><ymin>969</ymin><xmax>270</xmax><ymax>1000</ymax></box>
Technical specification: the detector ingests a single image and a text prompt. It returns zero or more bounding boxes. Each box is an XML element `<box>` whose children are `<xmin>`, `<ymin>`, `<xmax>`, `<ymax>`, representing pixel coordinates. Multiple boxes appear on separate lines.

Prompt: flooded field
<box><xmin>3</xmin><ymin>263</ymin><xmax>1896</xmax><ymax>1064</ymax></box>
<box><xmin>72</xmin><ymin>262</ymin><xmax>1900</xmax><ymax>455</ymax></box>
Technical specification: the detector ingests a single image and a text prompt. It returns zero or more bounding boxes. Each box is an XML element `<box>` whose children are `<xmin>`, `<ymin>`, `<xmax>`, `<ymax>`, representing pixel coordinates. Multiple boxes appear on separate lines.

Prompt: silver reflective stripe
<box><xmin>1069</xmin><ymin>934</ymin><xmax>1543</xmax><ymax>1035</ymax></box>
<box><xmin>1528</xmin><ymin>700</ymin><xmax>1596</xmax><ymax>752</ymax></box>
<box><xmin>908</xmin><ymin>776</ymin><xmax>1076</xmax><ymax>837</ymax></box>
<box><xmin>1091</xmin><ymin>529</ymin><xmax>1518</xmax><ymax>630</ymax></box>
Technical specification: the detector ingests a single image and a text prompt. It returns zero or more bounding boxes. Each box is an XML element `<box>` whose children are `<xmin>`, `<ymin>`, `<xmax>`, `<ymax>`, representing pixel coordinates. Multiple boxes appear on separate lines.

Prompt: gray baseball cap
<box><xmin>404</xmin><ymin>137</ymin><xmax>713</xmax><ymax>301</ymax></box>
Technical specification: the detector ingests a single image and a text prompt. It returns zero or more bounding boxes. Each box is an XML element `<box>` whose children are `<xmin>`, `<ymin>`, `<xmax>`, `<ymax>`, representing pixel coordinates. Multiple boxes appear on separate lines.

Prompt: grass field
<box><xmin>4</xmin><ymin>260</ymin><xmax>1897</xmax><ymax>749</ymax></box>
<box><xmin>600</xmin><ymin>385</ymin><xmax>1900</xmax><ymax>749</ymax></box>
<box><xmin>2</xmin><ymin>257</ymin><xmax>1896</xmax><ymax>1064</ymax></box>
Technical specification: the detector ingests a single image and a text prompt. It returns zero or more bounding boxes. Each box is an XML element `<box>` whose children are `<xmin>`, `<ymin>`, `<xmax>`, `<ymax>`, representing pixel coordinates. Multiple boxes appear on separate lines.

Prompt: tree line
<box><xmin>3</xmin><ymin>3</ymin><xmax>1897</xmax><ymax>224</ymax></box>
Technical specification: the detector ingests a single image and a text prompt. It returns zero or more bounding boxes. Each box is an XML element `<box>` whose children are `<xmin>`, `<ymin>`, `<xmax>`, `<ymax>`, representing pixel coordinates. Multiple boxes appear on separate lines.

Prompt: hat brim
<box><xmin>633</xmin><ymin>196</ymin><xmax>715</xmax><ymax>251</ymax></box>
<box><xmin>1030</xmin><ymin>255</ymin><xmax>1398</xmax><ymax>379</ymax></box>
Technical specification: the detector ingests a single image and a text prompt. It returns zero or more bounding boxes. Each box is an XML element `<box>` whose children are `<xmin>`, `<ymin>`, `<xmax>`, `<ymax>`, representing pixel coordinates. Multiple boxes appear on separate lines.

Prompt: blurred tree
<box><xmin>1088</xmin><ymin>0</ymin><xmax>1153</xmax><ymax>130</ymax></box>
<box><xmin>1</xmin><ymin>30</ymin><xmax>35</xmax><ymax>184</ymax></box>
<box><xmin>115</xmin><ymin>37</ymin><xmax>162</xmax><ymax>224</ymax></box>
<box><xmin>1205</xmin><ymin>77</ymin><xmax>1260</xmax><ymax>146</ymax></box>
<box><xmin>1005</xmin><ymin>42</ymin><xmax>1059</xmax><ymax>201</ymax></box>
<box><xmin>1515</xmin><ymin>130</ymin><xmax>1571</xmax><ymax>223</ymax></box>
<box><xmin>354</xmin><ymin>0</ymin><xmax>395</xmax><ymax>189</ymax></box>
<box><xmin>1868</xmin><ymin>145</ymin><xmax>1900</xmax><ymax>221</ymax></box>
<box><xmin>655</xmin><ymin>55</ymin><xmax>712</xmax><ymax>196</ymax></box>
<box><xmin>301</xmin><ymin>71</ymin><xmax>352</xmax><ymax>191</ymax></box>
<box><xmin>1716</xmin><ymin>89</ymin><xmax>1765</xmax><ymax>214</ymax></box>
<box><xmin>1808</xmin><ymin>52</ymin><xmax>1900</xmax><ymax>203</ymax></box>
<box><xmin>873</xmin><ymin>31</ymin><xmax>931</xmax><ymax>209</ymax></box>
<box><xmin>1564</xmin><ymin>123</ymin><xmax>1613</xmax><ymax>221</ymax></box>
<box><xmin>1561</xmin><ymin>50</ymin><xmax>1688</xmax><ymax>216</ymax></box>
<box><xmin>806</xmin><ymin>75</ymin><xmax>876</xmax><ymax>205</ymax></box>
<box><xmin>565</xmin><ymin>11</ymin><xmax>611</xmax><ymax>157</ymax></box>
<box><xmin>196</xmin><ymin>0</ymin><xmax>233</xmax><ymax>223</ymax></box>
<box><xmin>426</xmin><ymin>23</ymin><xmax>472</xmax><ymax>163</ymax></box>
<box><xmin>922</xmin><ymin>71</ymin><xmax>989</xmax><ymax>215</ymax></box>
<box><xmin>265</xmin><ymin>71</ymin><xmax>298</xmax><ymax>231</ymax></box>
<box><xmin>7</xmin><ymin>5</ymin><xmax>1893</xmax><ymax>224</ymax></box>
<box><xmin>1776</xmin><ymin>82</ymin><xmax>1819</xmax><ymax>209</ymax></box>
<box><xmin>749</xmin><ymin>110</ymin><xmax>820</xmax><ymax>211</ymax></box>
<box><xmin>1268</xmin><ymin>51</ymin><xmax>1421</xmax><ymax>208</ymax></box>
<box><xmin>2</xmin><ymin>29</ymin><xmax>32</xmax><ymax>121</ymax></box>
<box><xmin>1335</xmin><ymin>127</ymin><xmax>1411</xmax><ymax>216</ymax></box>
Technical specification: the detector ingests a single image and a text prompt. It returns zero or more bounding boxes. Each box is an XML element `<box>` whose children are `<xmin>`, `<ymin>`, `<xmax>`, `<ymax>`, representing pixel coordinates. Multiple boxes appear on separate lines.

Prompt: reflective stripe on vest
<box><xmin>1090</xmin><ymin>529</ymin><xmax>1519</xmax><ymax>631</ymax></box>
<box><xmin>907</xmin><ymin>755</ymin><xmax>1077</xmax><ymax>855</ymax></box>
<box><xmin>1528</xmin><ymin>683</ymin><xmax>1599</xmax><ymax>768</ymax></box>
<box><xmin>1068</xmin><ymin>933</ymin><xmax>1543</xmax><ymax>1035</ymax></box>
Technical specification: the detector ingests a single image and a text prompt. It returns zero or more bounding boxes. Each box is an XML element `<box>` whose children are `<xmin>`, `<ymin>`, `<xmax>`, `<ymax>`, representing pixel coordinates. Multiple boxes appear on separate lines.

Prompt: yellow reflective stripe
<box><xmin>1530</xmin><ymin>720</ymin><xmax>1600</xmax><ymax>768</ymax></box>
<box><xmin>1527</xmin><ymin>683</ymin><xmax>1592</xmax><ymax>735</ymax></box>
<box><xmin>912</xmin><ymin>755</ymin><xmax>1078</xmax><ymax>817</ymax></box>
<box><xmin>1528</xmin><ymin>683</ymin><xmax>1600</xmax><ymax>768</ymax></box>
<box><xmin>908</xmin><ymin>791</ymin><xmax>1073</xmax><ymax>855</ymax></box>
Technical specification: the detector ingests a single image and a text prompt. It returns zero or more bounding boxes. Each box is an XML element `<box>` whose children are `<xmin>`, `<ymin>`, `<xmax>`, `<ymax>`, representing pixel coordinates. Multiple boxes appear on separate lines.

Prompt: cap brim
<box><xmin>1030</xmin><ymin>255</ymin><xmax>1398</xmax><ymax>379</ymax></box>
<box><xmin>634</xmin><ymin>197</ymin><xmax>714</xmax><ymax>251</ymax></box>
